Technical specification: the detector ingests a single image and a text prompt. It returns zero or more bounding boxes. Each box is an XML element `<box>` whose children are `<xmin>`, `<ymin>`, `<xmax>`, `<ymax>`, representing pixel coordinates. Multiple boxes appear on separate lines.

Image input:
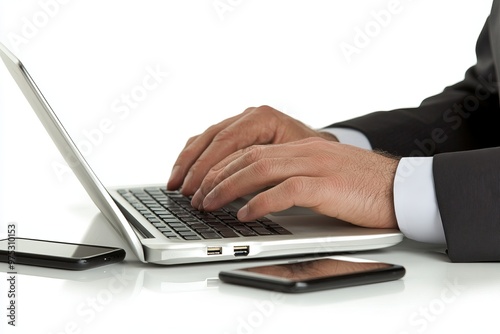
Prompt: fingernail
<box><xmin>191</xmin><ymin>189</ymin><xmax>202</xmax><ymax>209</ymax></box>
<box><xmin>182</xmin><ymin>171</ymin><xmax>194</xmax><ymax>192</ymax></box>
<box><xmin>238</xmin><ymin>205</ymin><xmax>249</xmax><ymax>220</ymax></box>
<box><xmin>168</xmin><ymin>166</ymin><xmax>180</xmax><ymax>185</ymax></box>
<box><xmin>202</xmin><ymin>191</ymin><xmax>215</xmax><ymax>210</ymax></box>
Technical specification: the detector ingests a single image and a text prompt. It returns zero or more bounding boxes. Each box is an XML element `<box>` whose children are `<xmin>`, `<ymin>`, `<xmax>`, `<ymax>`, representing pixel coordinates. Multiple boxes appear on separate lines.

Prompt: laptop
<box><xmin>0</xmin><ymin>42</ymin><xmax>403</xmax><ymax>265</ymax></box>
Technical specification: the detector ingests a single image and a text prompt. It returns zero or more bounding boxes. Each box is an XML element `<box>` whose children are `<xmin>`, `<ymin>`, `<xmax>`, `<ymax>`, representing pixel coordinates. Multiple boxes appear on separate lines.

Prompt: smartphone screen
<box><xmin>219</xmin><ymin>257</ymin><xmax>405</xmax><ymax>293</ymax></box>
<box><xmin>0</xmin><ymin>238</ymin><xmax>126</xmax><ymax>270</ymax></box>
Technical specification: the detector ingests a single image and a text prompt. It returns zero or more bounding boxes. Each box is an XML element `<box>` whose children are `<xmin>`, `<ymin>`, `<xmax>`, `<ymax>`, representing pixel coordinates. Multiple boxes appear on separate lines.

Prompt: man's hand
<box><xmin>191</xmin><ymin>138</ymin><xmax>400</xmax><ymax>229</ymax></box>
<box><xmin>167</xmin><ymin>105</ymin><xmax>337</xmax><ymax>195</ymax></box>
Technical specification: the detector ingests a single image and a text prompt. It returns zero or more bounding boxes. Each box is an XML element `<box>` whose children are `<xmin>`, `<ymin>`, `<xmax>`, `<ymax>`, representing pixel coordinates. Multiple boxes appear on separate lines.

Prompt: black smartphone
<box><xmin>219</xmin><ymin>257</ymin><xmax>405</xmax><ymax>293</ymax></box>
<box><xmin>0</xmin><ymin>238</ymin><xmax>126</xmax><ymax>271</ymax></box>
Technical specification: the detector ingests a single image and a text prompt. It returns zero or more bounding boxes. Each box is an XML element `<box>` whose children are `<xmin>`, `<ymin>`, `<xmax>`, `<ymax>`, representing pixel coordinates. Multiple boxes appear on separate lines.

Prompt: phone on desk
<box><xmin>0</xmin><ymin>238</ymin><xmax>126</xmax><ymax>270</ymax></box>
<box><xmin>219</xmin><ymin>256</ymin><xmax>405</xmax><ymax>293</ymax></box>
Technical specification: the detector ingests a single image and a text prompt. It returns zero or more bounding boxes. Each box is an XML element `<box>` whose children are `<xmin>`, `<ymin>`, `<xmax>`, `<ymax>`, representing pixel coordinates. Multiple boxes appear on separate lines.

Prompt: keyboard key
<box><xmin>151</xmin><ymin>209</ymin><xmax>170</xmax><ymax>215</ymax></box>
<box><xmin>235</xmin><ymin>228</ymin><xmax>257</xmax><ymax>236</ymax></box>
<box><xmin>182</xmin><ymin>235</ymin><xmax>201</xmax><ymax>240</ymax></box>
<box><xmin>167</xmin><ymin>222</ymin><xmax>185</xmax><ymax>228</ymax></box>
<box><xmin>189</xmin><ymin>223</ymin><xmax>209</xmax><ymax>230</ymax></box>
<box><xmin>245</xmin><ymin>222</ymin><xmax>263</xmax><ymax>228</ymax></box>
<box><xmin>252</xmin><ymin>227</ymin><xmax>274</xmax><ymax>235</ymax></box>
<box><xmin>178</xmin><ymin>231</ymin><xmax>197</xmax><ymax>237</ymax></box>
<box><xmin>196</xmin><ymin>213</ymin><xmax>215</xmax><ymax>219</ymax></box>
<box><xmin>272</xmin><ymin>227</ymin><xmax>293</xmax><ymax>235</ymax></box>
<box><xmin>200</xmin><ymin>232</ymin><xmax>222</xmax><ymax>239</ymax></box>
<box><xmin>217</xmin><ymin>229</ymin><xmax>239</xmax><ymax>238</ymax></box>
<box><xmin>158</xmin><ymin>213</ymin><xmax>176</xmax><ymax>218</ymax></box>
<box><xmin>194</xmin><ymin>228</ymin><xmax>214</xmax><ymax>233</ymax></box>
<box><xmin>119</xmin><ymin>187</ymin><xmax>291</xmax><ymax>241</ymax></box>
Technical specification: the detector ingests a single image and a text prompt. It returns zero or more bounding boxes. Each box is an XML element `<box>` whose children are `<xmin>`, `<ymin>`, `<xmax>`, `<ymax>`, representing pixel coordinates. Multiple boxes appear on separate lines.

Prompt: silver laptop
<box><xmin>0</xmin><ymin>42</ymin><xmax>403</xmax><ymax>265</ymax></box>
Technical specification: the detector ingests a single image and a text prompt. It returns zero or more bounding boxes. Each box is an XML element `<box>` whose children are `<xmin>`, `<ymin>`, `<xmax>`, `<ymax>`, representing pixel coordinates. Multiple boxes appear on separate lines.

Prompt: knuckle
<box><xmin>256</xmin><ymin>104</ymin><xmax>272</xmax><ymax>111</ymax></box>
<box><xmin>203</xmin><ymin>123</ymin><xmax>221</xmax><ymax>137</ymax></box>
<box><xmin>185</xmin><ymin>134</ymin><xmax>199</xmax><ymax>146</ymax></box>
<box><xmin>255</xmin><ymin>194</ymin><xmax>272</xmax><ymax>210</ymax></box>
<box><xmin>204</xmin><ymin>166</ymin><xmax>218</xmax><ymax>182</ymax></box>
<box><xmin>254</xmin><ymin>105</ymin><xmax>277</xmax><ymax>116</ymax></box>
<box><xmin>242</xmin><ymin>106</ymin><xmax>256</xmax><ymax>114</ymax></box>
<box><xmin>242</xmin><ymin>105</ymin><xmax>280</xmax><ymax>123</ymax></box>
<box><xmin>251</xmin><ymin>159</ymin><xmax>274</xmax><ymax>177</ymax></box>
<box><xmin>250</xmin><ymin>192</ymin><xmax>274</xmax><ymax>213</ymax></box>
<box><xmin>285</xmin><ymin>177</ymin><xmax>324</xmax><ymax>208</ymax></box>
<box><xmin>189</xmin><ymin>159</ymin><xmax>208</xmax><ymax>178</ymax></box>
<box><xmin>242</xmin><ymin>145</ymin><xmax>264</xmax><ymax>160</ymax></box>
<box><xmin>283</xmin><ymin>177</ymin><xmax>307</xmax><ymax>195</ymax></box>
<box><xmin>212</xmin><ymin>128</ymin><xmax>238</xmax><ymax>145</ymax></box>
<box><xmin>176</xmin><ymin>147</ymin><xmax>197</xmax><ymax>163</ymax></box>
<box><xmin>212</xmin><ymin>168</ymin><xmax>229</xmax><ymax>187</ymax></box>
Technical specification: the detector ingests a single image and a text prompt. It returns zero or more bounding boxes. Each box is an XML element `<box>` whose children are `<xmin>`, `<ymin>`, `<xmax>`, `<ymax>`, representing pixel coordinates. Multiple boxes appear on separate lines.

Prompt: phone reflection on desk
<box><xmin>242</xmin><ymin>258</ymin><xmax>392</xmax><ymax>281</ymax></box>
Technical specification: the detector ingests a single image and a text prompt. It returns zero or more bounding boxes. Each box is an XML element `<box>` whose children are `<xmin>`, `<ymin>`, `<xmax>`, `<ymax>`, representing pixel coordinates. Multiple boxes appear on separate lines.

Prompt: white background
<box><xmin>0</xmin><ymin>0</ymin><xmax>493</xmax><ymax>239</ymax></box>
<box><xmin>0</xmin><ymin>1</ymin><xmax>496</xmax><ymax>333</ymax></box>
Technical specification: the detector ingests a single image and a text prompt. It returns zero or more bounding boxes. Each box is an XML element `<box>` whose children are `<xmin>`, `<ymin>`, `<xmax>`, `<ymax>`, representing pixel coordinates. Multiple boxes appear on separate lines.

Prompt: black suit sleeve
<box><xmin>433</xmin><ymin>147</ymin><xmax>500</xmax><ymax>262</ymax></box>
<box><xmin>327</xmin><ymin>12</ymin><xmax>500</xmax><ymax>262</ymax></box>
<box><xmin>328</xmin><ymin>16</ymin><xmax>500</xmax><ymax>158</ymax></box>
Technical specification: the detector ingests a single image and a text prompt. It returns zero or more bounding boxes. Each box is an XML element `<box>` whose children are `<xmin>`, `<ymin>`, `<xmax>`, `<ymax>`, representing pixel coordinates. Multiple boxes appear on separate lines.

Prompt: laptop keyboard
<box><xmin>117</xmin><ymin>187</ymin><xmax>292</xmax><ymax>241</ymax></box>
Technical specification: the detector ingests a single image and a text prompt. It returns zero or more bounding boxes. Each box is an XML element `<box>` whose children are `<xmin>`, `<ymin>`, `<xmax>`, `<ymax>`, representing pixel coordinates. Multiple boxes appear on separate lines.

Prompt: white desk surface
<box><xmin>2</xmin><ymin>195</ymin><xmax>500</xmax><ymax>334</ymax></box>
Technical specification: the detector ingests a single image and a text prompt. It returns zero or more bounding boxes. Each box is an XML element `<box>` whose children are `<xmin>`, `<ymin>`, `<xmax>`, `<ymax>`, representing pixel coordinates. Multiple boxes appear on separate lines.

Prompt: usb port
<box><xmin>207</xmin><ymin>247</ymin><xmax>222</xmax><ymax>255</ymax></box>
<box><xmin>233</xmin><ymin>246</ymin><xmax>250</xmax><ymax>257</ymax></box>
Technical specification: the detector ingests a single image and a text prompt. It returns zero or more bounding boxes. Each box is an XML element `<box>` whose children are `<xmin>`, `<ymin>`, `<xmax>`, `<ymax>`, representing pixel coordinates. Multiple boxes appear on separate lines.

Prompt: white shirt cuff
<box><xmin>394</xmin><ymin>157</ymin><xmax>446</xmax><ymax>244</ymax></box>
<box><xmin>321</xmin><ymin>128</ymin><xmax>372</xmax><ymax>150</ymax></box>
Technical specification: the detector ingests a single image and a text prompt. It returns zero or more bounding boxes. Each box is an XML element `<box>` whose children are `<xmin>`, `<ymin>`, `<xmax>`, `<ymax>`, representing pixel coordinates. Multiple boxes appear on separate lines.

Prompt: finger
<box><xmin>191</xmin><ymin>144</ymin><xmax>285</xmax><ymax>208</ymax></box>
<box><xmin>200</xmin><ymin>153</ymin><xmax>313</xmax><ymax>212</ymax></box>
<box><xmin>198</xmin><ymin>146</ymin><xmax>260</xmax><ymax>197</ymax></box>
<box><xmin>169</xmin><ymin>107</ymin><xmax>323</xmax><ymax>192</ymax></box>
<box><xmin>167</xmin><ymin>135</ymin><xmax>200</xmax><ymax>190</ymax></box>
<box><xmin>167</xmin><ymin>113</ymin><xmax>243</xmax><ymax>191</ymax></box>
<box><xmin>194</xmin><ymin>140</ymin><xmax>326</xmax><ymax>208</ymax></box>
<box><xmin>190</xmin><ymin>149</ymin><xmax>247</xmax><ymax>208</ymax></box>
<box><xmin>237</xmin><ymin>177</ymin><xmax>334</xmax><ymax>221</ymax></box>
<box><xmin>180</xmin><ymin>110</ymin><xmax>281</xmax><ymax>194</ymax></box>
<box><xmin>201</xmin><ymin>139</ymin><xmax>324</xmax><ymax>198</ymax></box>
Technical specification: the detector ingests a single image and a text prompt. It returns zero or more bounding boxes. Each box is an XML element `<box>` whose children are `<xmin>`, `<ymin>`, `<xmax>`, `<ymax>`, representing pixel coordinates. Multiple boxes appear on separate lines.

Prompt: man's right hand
<box><xmin>167</xmin><ymin>105</ymin><xmax>337</xmax><ymax>195</ymax></box>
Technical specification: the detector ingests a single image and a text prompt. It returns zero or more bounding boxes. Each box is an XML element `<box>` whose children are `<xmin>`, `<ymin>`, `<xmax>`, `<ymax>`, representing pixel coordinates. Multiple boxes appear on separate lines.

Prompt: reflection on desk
<box><xmin>1</xmin><ymin>214</ymin><xmax>499</xmax><ymax>334</ymax></box>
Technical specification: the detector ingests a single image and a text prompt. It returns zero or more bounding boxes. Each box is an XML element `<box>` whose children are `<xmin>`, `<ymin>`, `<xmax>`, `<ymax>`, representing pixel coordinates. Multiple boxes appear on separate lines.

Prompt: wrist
<box><xmin>317</xmin><ymin>131</ymin><xmax>339</xmax><ymax>142</ymax></box>
<box><xmin>377</xmin><ymin>153</ymin><xmax>400</xmax><ymax>229</ymax></box>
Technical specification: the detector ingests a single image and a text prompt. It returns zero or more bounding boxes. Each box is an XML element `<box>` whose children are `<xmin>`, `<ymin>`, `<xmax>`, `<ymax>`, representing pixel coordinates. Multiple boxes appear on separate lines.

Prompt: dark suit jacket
<box><xmin>329</xmin><ymin>1</ymin><xmax>500</xmax><ymax>262</ymax></box>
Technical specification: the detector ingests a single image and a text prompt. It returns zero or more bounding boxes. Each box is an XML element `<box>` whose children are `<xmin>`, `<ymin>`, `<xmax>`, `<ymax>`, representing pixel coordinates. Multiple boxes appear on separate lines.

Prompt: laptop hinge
<box><xmin>113</xmin><ymin>200</ymin><xmax>154</xmax><ymax>238</ymax></box>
